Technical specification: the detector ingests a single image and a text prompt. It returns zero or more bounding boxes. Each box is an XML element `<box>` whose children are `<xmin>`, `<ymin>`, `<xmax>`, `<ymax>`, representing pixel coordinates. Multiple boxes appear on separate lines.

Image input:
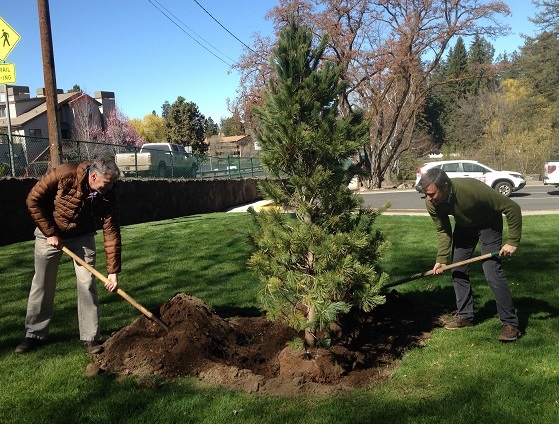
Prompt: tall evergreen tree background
<box><xmin>248</xmin><ymin>17</ymin><xmax>387</xmax><ymax>349</ymax></box>
<box><xmin>220</xmin><ymin>109</ymin><xmax>245</xmax><ymax>136</ymax></box>
<box><xmin>164</xmin><ymin>97</ymin><xmax>209</xmax><ymax>154</ymax></box>
<box><xmin>421</xmin><ymin>0</ymin><xmax>559</xmax><ymax>172</ymax></box>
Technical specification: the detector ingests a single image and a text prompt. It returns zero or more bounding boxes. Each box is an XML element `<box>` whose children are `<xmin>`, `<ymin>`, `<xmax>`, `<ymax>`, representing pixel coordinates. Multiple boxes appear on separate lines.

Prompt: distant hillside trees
<box><xmin>425</xmin><ymin>34</ymin><xmax>497</xmax><ymax>151</ymax></box>
<box><xmin>419</xmin><ymin>1</ymin><xmax>559</xmax><ymax>173</ymax></box>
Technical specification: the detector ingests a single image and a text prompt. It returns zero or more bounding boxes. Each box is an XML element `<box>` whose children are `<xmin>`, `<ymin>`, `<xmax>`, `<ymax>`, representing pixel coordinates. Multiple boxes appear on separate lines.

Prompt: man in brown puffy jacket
<box><xmin>15</xmin><ymin>158</ymin><xmax>121</xmax><ymax>354</ymax></box>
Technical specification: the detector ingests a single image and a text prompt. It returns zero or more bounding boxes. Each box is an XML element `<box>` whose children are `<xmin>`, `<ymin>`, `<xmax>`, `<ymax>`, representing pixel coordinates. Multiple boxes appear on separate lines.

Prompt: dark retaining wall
<box><xmin>0</xmin><ymin>178</ymin><xmax>261</xmax><ymax>246</ymax></box>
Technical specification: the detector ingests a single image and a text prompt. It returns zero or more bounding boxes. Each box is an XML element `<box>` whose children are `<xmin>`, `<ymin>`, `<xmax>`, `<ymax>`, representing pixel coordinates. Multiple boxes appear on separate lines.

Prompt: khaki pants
<box><xmin>24</xmin><ymin>228</ymin><xmax>101</xmax><ymax>342</ymax></box>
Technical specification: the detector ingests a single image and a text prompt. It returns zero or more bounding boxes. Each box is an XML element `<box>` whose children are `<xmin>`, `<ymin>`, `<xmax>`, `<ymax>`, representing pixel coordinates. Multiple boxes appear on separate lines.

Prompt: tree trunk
<box><xmin>304</xmin><ymin>306</ymin><xmax>317</xmax><ymax>349</ymax></box>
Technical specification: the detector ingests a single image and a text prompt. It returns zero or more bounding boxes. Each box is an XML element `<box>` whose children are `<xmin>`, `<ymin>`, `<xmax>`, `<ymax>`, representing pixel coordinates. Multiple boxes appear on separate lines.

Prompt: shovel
<box><xmin>382</xmin><ymin>251</ymin><xmax>500</xmax><ymax>291</ymax></box>
<box><xmin>62</xmin><ymin>247</ymin><xmax>170</xmax><ymax>332</ymax></box>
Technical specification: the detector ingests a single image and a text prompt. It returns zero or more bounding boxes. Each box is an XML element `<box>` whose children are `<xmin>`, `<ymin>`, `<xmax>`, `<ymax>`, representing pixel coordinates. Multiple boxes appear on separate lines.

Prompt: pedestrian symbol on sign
<box><xmin>2</xmin><ymin>29</ymin><xmax>10</xmax><ymax>47</ymax></box>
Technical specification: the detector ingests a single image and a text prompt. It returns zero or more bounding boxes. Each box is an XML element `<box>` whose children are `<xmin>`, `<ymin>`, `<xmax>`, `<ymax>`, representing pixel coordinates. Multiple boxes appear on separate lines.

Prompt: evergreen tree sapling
<box><xmin>248</xmin><ymin>18</ymin><xmax>387</xmax><ymax>349</ymax></box>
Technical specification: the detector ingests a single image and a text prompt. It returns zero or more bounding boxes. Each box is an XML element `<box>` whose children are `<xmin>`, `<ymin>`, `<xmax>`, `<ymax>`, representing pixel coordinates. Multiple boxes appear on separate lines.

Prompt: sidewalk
<box><xmin>227</xmin><ymin>179</ymin><xmax>551</xmax><ymax>214</ymax></box>
<box><xmin>226</xmin><ymin>199</ymin><xmax>275</xmax><ymax>213</ymax></box>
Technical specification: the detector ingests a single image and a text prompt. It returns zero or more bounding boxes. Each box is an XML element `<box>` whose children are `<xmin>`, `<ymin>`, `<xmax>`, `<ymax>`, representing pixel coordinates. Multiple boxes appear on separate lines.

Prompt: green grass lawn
<box><xmin>1</xmin><ymin>212</ymin><xmax>558</xmax><ymax>424</ymax></box>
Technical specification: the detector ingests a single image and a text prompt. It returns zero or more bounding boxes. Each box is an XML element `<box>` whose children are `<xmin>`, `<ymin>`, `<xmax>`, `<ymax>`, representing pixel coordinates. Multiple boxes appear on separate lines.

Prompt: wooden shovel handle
<box><xmin>383</xmin><ymin>251</ymin><xmax>500</xmax><ymax>290</ymax></box>
<box><xmin>61</xmin><ymin>247</ymin><xmax>169</xmax><ymax>331</ymax></box>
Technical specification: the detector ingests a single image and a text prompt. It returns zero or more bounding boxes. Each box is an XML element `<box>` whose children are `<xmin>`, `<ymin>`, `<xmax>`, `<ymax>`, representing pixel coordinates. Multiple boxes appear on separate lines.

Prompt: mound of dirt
<box><xmin>92</xmin><ymin>291</ymin><xmax>442</xmax><ymax>396</ymax></box>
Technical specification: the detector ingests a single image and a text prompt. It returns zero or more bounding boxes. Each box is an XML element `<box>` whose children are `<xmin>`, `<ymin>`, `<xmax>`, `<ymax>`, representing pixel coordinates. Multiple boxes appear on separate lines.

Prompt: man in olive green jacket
<box><xmin>417</xmin><ymin>167</ymin><xmax>521</xmax><ymax>341</ymax></box>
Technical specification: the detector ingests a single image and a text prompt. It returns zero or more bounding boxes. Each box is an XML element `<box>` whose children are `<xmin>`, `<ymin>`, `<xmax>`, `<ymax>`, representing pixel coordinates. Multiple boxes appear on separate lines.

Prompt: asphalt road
<box><xmin>359</xmin><ymin>182</ymin><xmax>559</xmax><ymax>215</ymax></box>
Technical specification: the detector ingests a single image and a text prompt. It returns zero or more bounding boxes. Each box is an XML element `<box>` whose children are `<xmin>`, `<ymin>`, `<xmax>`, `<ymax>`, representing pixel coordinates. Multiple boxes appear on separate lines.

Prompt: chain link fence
<box><xmin>0</xmin><ymin>134</ymin><xmax>266</xmax><ymax>179</ymax></box>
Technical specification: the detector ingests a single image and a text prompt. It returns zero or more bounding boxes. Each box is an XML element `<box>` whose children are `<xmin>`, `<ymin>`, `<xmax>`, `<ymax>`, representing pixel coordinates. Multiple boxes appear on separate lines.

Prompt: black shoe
<box><xmin>14</xmin><ymin>337</ymin><xmax>44</xmax><ymax>354</ymax></box>
<box><xmin>83</xmin><ymin>340</ymin><xmax>104</xmax><ymax>354</ymax></box>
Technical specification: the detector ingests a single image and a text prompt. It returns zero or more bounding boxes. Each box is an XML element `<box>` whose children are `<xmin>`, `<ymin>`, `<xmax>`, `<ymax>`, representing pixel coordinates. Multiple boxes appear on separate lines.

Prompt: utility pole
<box><xmin>37</xmin><ymin>0</ymin><xmax>62</xmax><ymax>168</ymax></box>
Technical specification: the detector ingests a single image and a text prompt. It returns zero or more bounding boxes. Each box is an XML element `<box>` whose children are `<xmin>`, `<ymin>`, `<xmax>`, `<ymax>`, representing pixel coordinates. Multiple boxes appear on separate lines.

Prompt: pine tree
<box><xmin>164</xmin><ymin>97</ymin><xmax>208</xmax><ymax>153</ymax></box>
<box><xmin>424</xmin><ymin>36</ymin><xmax>497</xmax><ymax>150</ymax></box>
<box><xmin>424</xmin><ymin>38</ymin><xmax>469</xmax><ymax>148</ymax></box>
<box><xmin>248</xmin><ymin>17</ymin><xmax>387</xmax><ymax>349</ymax></box>
<box><xmin>519</xmin><ymin>31</ymin><xmax>559</xmax><ymax>103</ymax></box>
<box><xmin>467</xmin><ymin>33</ymin><xmax>496</xmax><ymax>95</ymax></box>
<box><xmin>446</xmin><ymin>37</ymin><xmax>470</xmax><ymax>100</ymax></box>
<box><xmin>220</xmin><ymin>109</ymin><xmax>245</xmax><ymax>136</ymax></box>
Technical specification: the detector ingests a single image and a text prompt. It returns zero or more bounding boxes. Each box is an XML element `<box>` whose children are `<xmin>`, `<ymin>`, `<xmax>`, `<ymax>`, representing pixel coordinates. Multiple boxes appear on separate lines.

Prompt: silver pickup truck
<box><xmin>115</xmin><ymin>143</ymin><xmax>198</xmax><ymax>178</ymax></box>
<box><xmin>543</xmin><ymin>160</ymin><xmax>559</xmax><ymax>187</ymax></box>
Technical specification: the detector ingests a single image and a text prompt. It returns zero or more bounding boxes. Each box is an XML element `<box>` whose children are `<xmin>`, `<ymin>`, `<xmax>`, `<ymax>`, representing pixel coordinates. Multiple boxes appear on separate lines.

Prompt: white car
<box><xmin>415</xmin><ymin>160</ymin><xmax>526</xmax><ymax>197</ymax></box>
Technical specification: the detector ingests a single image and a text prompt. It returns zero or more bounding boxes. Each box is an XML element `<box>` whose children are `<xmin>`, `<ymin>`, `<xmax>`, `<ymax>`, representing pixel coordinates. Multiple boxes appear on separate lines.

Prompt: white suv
<box><xmin>415</xmin><ymin>160</ymin><xmax>526</xmax><ymax>197</ymax></box>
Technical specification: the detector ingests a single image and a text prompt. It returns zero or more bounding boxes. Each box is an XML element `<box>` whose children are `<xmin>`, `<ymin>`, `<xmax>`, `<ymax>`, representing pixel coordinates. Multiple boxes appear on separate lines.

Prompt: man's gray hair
<box><xmin>417</xmin><ymin>167</ymin><xmax>451</xmax><ymax>192</ymax></box>
<box><xmin>90</xmin><ymin>157</ymin><xmax>120</xmax><ymax>179</ymax></box>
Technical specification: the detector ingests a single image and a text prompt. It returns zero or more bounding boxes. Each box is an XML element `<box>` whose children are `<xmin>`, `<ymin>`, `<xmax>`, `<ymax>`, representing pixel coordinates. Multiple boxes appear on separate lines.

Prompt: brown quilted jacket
<box><xmin>26</xmin><ymin>161</ymin><xmax>121</xmax><ymax>274</ymax></box>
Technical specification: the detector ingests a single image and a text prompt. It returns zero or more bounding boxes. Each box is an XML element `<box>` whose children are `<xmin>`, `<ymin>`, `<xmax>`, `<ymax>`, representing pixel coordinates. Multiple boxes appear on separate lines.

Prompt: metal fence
<box><xmin>196</xmin><ymin>155</ymin><xmax>266</xmax><ymax>179</ymax></box>
<box><xmin>0</xmin><ymin>134</ymin><xmax>266</xmax><ymax>179</ymax></box>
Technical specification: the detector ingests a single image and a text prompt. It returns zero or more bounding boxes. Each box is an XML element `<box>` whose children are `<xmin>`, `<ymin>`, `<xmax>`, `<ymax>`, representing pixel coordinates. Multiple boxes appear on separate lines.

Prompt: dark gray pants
<box><xmin>451</xmin><ymin>216</ymin><xmax>518</xmax><ymax>327</ymax></box>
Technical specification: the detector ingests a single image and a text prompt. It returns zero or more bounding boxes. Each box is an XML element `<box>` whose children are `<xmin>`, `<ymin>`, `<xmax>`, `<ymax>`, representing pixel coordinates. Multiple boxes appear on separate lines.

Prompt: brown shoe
<box><xmin>444</xmin><ymin>316</ymin><xmax>474</xmax><ymax>330</ymax></box>
<box><xmin>499</xmin><ymin>324</ymin><xmax>520</xmax><ymax>342</ymax></box>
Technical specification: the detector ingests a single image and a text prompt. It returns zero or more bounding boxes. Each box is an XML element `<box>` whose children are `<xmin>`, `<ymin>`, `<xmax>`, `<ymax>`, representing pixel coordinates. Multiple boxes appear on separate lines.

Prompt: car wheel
<box><xmin>494</xmin><ymin>181</ymin><xmax>513</xmax><ymax>197</ymax></box>
<box><xmin>189</xmin><ymin>164</ymin><xmax>198</xmax><ymax>178</ymax></box>
<box><xmin>157</xmin><ymin>163</ymin><xmax>167</xmax><ymax>178</ymax></box>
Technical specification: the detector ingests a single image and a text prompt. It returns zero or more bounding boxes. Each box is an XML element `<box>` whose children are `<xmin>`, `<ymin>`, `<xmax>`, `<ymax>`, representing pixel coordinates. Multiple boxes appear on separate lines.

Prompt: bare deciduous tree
<box><xmin>69</xmin><ymin>94</ymin><xmax>104</xmax><ymax>159</ymax></box>
<box><xmin>70</xmin><ymin>94</ymin><xmax>103</xmax><ymax>143</ymax></box>
<box><xmin>70</xmin><ymin>94</ymin><xmax>142</xmax><ymax>159</ymax></box>
<box><xmin>236</xmin><ymin>0</ymin><xmax>510</xmax><ymax>187</ymax></box>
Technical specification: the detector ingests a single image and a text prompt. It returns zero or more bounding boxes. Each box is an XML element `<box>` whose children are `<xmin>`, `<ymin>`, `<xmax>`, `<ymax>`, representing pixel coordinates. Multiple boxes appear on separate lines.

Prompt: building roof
<box><xmin>0</xmin><ymin>92</ymin><xmax>78</xmax><ymax>129</ymax></box>
<box><xmin>220</xmin><ymin>135</ymin><xmax>250</xmax><ymax>143</ymax></box>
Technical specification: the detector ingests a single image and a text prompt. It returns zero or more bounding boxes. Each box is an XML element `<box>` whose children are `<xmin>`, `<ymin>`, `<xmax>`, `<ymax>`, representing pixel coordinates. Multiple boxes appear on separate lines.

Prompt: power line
<box><xmin>191</xmin><ymin>0</ymin><xmax>257</xmax><ymax>54</ymax></box>
<box><xmin>146</xmin><ymin>0</ymin><xmax>235</xmax><ymax>66</ymax></box>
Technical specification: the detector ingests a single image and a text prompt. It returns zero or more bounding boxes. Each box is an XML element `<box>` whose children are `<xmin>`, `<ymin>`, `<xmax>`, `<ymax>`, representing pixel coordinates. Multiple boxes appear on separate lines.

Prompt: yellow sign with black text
<box><xmin>0</xmin><ymin>62</ymin><xmax>15</xmax><ymax>83</ymax></box>
<box><xmin>0</xmin><ymin>16</ymin><xmax>21</xmax><ymax>61</ymax></box>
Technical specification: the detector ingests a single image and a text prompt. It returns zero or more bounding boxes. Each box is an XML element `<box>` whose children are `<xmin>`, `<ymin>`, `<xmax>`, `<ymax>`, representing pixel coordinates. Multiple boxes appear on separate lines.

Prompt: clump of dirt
<box><xmin>93</xmin><ymin>291</ymin><xmax>442</xmax><ymax>396</ymax></box>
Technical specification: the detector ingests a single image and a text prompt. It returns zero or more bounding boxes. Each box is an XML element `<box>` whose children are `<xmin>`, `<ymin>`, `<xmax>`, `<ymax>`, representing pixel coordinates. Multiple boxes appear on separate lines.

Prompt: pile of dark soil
<box><xmin>92</xmin><ymin>291</ymin><xmax>443</xmax><ymax>396</ymax></box>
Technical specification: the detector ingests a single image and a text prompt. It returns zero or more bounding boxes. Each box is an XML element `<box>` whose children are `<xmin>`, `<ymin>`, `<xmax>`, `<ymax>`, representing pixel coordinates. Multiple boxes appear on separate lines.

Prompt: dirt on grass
<box><xmin>91</xmin><ymin>291</ymin><xmax>444</xmax><ymax>397</ymax></box>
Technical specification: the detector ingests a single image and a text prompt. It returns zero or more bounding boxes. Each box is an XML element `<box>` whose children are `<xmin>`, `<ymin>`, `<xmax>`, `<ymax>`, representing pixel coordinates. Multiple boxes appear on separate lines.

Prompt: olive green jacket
<box><xmin>425</xmin><ymin>178</ymin><xmax>522</xmax><ymax>264</ymax></box>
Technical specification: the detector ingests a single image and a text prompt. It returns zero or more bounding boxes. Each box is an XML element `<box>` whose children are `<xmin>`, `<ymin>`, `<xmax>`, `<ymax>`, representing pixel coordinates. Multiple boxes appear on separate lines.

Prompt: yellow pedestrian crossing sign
<box><xmin>0</xmin><ymin>17</ymin><xmax>21</xmax><ymax>62</ymax></box>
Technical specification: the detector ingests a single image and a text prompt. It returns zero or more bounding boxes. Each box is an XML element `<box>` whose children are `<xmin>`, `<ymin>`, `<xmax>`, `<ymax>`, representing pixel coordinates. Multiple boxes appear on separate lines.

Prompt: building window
<box><xmin>29</xmin><ymin>129</ymin><xmax>42</xmax><ymax>138</ymax></box>
<box><xmin>0</xmin><ymin>105</ymin><xmax>5</xmax><ymax>118</ymax></box>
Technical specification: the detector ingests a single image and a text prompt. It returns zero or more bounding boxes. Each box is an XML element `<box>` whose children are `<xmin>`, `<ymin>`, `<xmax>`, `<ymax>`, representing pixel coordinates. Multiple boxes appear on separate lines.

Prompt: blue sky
<box><xmin>0</xmin><ymin>1</ymin><xmax>539</xmax><ymax>123</ymax></box>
